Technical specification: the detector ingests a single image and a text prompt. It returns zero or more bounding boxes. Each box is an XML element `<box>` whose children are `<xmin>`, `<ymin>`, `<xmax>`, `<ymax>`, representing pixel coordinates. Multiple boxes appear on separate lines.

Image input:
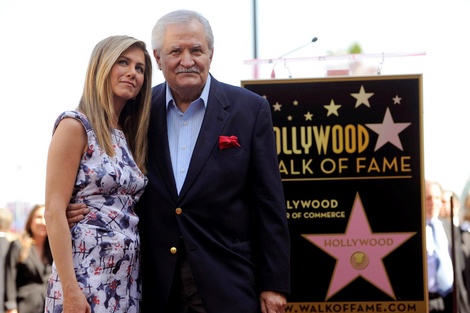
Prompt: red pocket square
<box><xmin>219</xmin><ymin>135</ymin><xmax>241</xmax><ymax>149</ymax></box>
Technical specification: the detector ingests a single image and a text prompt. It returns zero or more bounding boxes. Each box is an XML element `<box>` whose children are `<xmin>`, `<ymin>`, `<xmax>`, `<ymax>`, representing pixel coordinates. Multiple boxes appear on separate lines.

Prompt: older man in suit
<box><xmin>136</xmin><ymin>10</ymin><xmax>290</xmax><ymax>313</ymax></box>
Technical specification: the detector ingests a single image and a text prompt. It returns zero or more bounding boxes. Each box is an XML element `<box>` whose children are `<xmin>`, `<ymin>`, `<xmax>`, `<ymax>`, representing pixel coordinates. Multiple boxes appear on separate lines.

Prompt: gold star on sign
<box><xmin>272</xmin><ymin>102</ymin><xmax>282</xmax><ymax>111</ymax></box>
<box><xmin>324</xmin><ymin>99</ymin><xmax>341</xmax><ymax>116</ymax></box>
<box><xmin>392</xmin><ymin>95</ymin><xmax>402</xmax><ymax>105</ymax></box>
<box><xmin>304</xmin><ymin>111</ymin><xmax>314</xmax><ymax>121</ymax></box>
<box><xmin>351</xmin><ymin>85</ymin><xmax>374</xmax><ymax>108</ymax></box>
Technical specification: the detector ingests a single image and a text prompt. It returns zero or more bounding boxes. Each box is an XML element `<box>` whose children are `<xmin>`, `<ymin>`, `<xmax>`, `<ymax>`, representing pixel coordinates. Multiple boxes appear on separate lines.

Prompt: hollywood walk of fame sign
<box><xmin>242</xmin><ymin>75</ymin><xmax>425</xmax><ymax>312</ymax></box>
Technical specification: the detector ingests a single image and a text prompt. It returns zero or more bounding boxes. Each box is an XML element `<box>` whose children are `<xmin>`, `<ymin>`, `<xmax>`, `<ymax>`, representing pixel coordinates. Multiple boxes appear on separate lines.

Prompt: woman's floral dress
<box><xmin>45</xmin><ymin>111</ymin><xmax>147</xmax><ymax>313</ymax></box>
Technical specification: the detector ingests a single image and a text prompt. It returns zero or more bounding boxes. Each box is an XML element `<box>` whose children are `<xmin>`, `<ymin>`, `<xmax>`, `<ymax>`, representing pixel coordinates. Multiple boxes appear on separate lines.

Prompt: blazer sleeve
<box><xmin>250</xmin><ymin>97</ymin><xmax>291</xmax><ymax>293</ymax></box>
<box><xmin>4</xmin><ymin>239</ymin><xmax>20</xmax><ymax>311</ymax></box>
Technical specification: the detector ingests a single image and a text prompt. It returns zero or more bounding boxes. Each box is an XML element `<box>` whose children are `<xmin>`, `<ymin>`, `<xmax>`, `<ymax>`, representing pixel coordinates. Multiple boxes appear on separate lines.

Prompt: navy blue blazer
<box><xmin>137</xmin><ymin>75</ymin><xmax>290</xmax><ymax>313</ymax></box>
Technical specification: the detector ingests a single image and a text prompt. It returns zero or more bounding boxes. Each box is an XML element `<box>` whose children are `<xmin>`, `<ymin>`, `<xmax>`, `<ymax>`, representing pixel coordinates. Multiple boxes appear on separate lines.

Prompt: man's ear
<box><xmin>153</xmin><ymin>50</ymin><xmax>162</xmax><ymax>70</ymax></box>
<box><xmin>209</xmin><ymin>48</ymin><xmax>214</xmax><ymax>62</ymax></box>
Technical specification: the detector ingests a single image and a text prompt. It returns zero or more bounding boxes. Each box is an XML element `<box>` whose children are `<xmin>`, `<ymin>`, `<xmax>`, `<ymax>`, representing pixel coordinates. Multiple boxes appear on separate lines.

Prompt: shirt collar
<box><xmin>165</xmin><ymin>74</ymin><xmax>211</xmax><ymax>109</ymax></box>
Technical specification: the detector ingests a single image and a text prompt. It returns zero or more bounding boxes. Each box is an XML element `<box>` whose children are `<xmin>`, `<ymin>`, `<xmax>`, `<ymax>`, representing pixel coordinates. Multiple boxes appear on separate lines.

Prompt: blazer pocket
<box><xmin>215</xmin><ymin>145</ymin><xmax>245</xmax><ymax>158</ymax></box>
<box><xmin>228</xmin><ymin>239</ymin><xmax>254</xmax><ymax>260</ymax></box>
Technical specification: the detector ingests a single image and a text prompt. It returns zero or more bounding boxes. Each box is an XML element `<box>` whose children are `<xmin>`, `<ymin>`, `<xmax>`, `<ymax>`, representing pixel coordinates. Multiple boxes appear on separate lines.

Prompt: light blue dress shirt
<box><xmin>166</xmin><ymin>75</ymin><xmax>211</xmax><ymax>194</ymax></box>
<box><xmin>426</xmin><ymin>220</ymin><xmax>439</xmax><ymax>293</ymax></box>
<box><xmin>426</xmin><ymin>217</ymin><xmax>454</xmax><ymax>295</ymax></box>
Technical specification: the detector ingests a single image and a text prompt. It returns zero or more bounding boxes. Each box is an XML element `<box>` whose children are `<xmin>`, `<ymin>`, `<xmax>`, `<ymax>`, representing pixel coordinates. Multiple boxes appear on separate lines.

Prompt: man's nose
<box><xmin>180</xmin><ymin>51</ymin><xmax>195</xmax><ymax>67</ymax></box>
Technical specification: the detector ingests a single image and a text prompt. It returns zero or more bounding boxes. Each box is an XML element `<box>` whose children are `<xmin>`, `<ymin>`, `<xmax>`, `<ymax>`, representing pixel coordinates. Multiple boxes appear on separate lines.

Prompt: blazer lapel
<box><xmin>178</xmin><ymin>78</ymin><xmax>229</xmax><ymax>199</ymax></box>
<box><xmin>29</xmin><ymin>246</ymin><xmax>46</xmax><ymax>281</ymax></box>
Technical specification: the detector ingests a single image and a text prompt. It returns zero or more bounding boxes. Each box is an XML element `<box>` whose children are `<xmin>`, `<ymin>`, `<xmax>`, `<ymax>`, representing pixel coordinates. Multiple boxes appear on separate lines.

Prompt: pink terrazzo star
<box><xmin>302</xmin><ymin>193</ymin><xmax>415</xmax><ymax>299</ymax></box>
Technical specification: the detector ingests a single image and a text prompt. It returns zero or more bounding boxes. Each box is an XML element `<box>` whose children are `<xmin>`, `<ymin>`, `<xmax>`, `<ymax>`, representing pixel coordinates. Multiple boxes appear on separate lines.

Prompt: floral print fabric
<box><xmin>45</xmin><ymin>111</ymin><xmax>147</xmax><ymax>313</ymax></box>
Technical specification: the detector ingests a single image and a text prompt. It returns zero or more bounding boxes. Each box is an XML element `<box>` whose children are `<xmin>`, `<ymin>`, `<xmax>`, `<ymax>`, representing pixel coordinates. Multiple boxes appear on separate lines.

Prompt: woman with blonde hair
<box><xmin>44</xmin><ymin>35</ymin><xmax>152</xmax><ymax>313</ymax></box>
<box><xmin>4</xmin><ymin>204</ymin><xmax>52</xmax><ymax>313</ymax></box>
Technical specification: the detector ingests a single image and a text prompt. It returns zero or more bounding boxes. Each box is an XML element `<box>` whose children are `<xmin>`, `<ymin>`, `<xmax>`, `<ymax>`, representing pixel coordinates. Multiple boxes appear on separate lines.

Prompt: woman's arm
<box><xmin>44</xmin><ymin>117</ymin><xmax>91</xmax><ymax>312</ymax></box>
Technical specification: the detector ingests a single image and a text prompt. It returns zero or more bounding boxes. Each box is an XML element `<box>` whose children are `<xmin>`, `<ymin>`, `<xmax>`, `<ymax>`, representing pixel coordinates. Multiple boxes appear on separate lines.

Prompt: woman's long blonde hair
<box><xmin>78</xmin><ymin>35</ymin><xmax>152</xmax><ymax>173</ymax></box>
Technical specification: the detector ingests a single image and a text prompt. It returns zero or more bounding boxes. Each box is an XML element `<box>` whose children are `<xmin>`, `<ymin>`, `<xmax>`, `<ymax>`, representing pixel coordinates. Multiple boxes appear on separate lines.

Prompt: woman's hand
<box><xmin>63</xmin><ymin>286</ymin><xmax>92</xmax><ymax>313</ymax></box>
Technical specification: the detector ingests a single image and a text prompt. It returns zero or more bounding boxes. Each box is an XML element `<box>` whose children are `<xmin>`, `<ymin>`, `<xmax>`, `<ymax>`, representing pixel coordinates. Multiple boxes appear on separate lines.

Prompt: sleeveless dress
<box><xmin>45</xmin><ymin>111</ymin><xmax>147</xmax><ymax>313</ymax></box>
